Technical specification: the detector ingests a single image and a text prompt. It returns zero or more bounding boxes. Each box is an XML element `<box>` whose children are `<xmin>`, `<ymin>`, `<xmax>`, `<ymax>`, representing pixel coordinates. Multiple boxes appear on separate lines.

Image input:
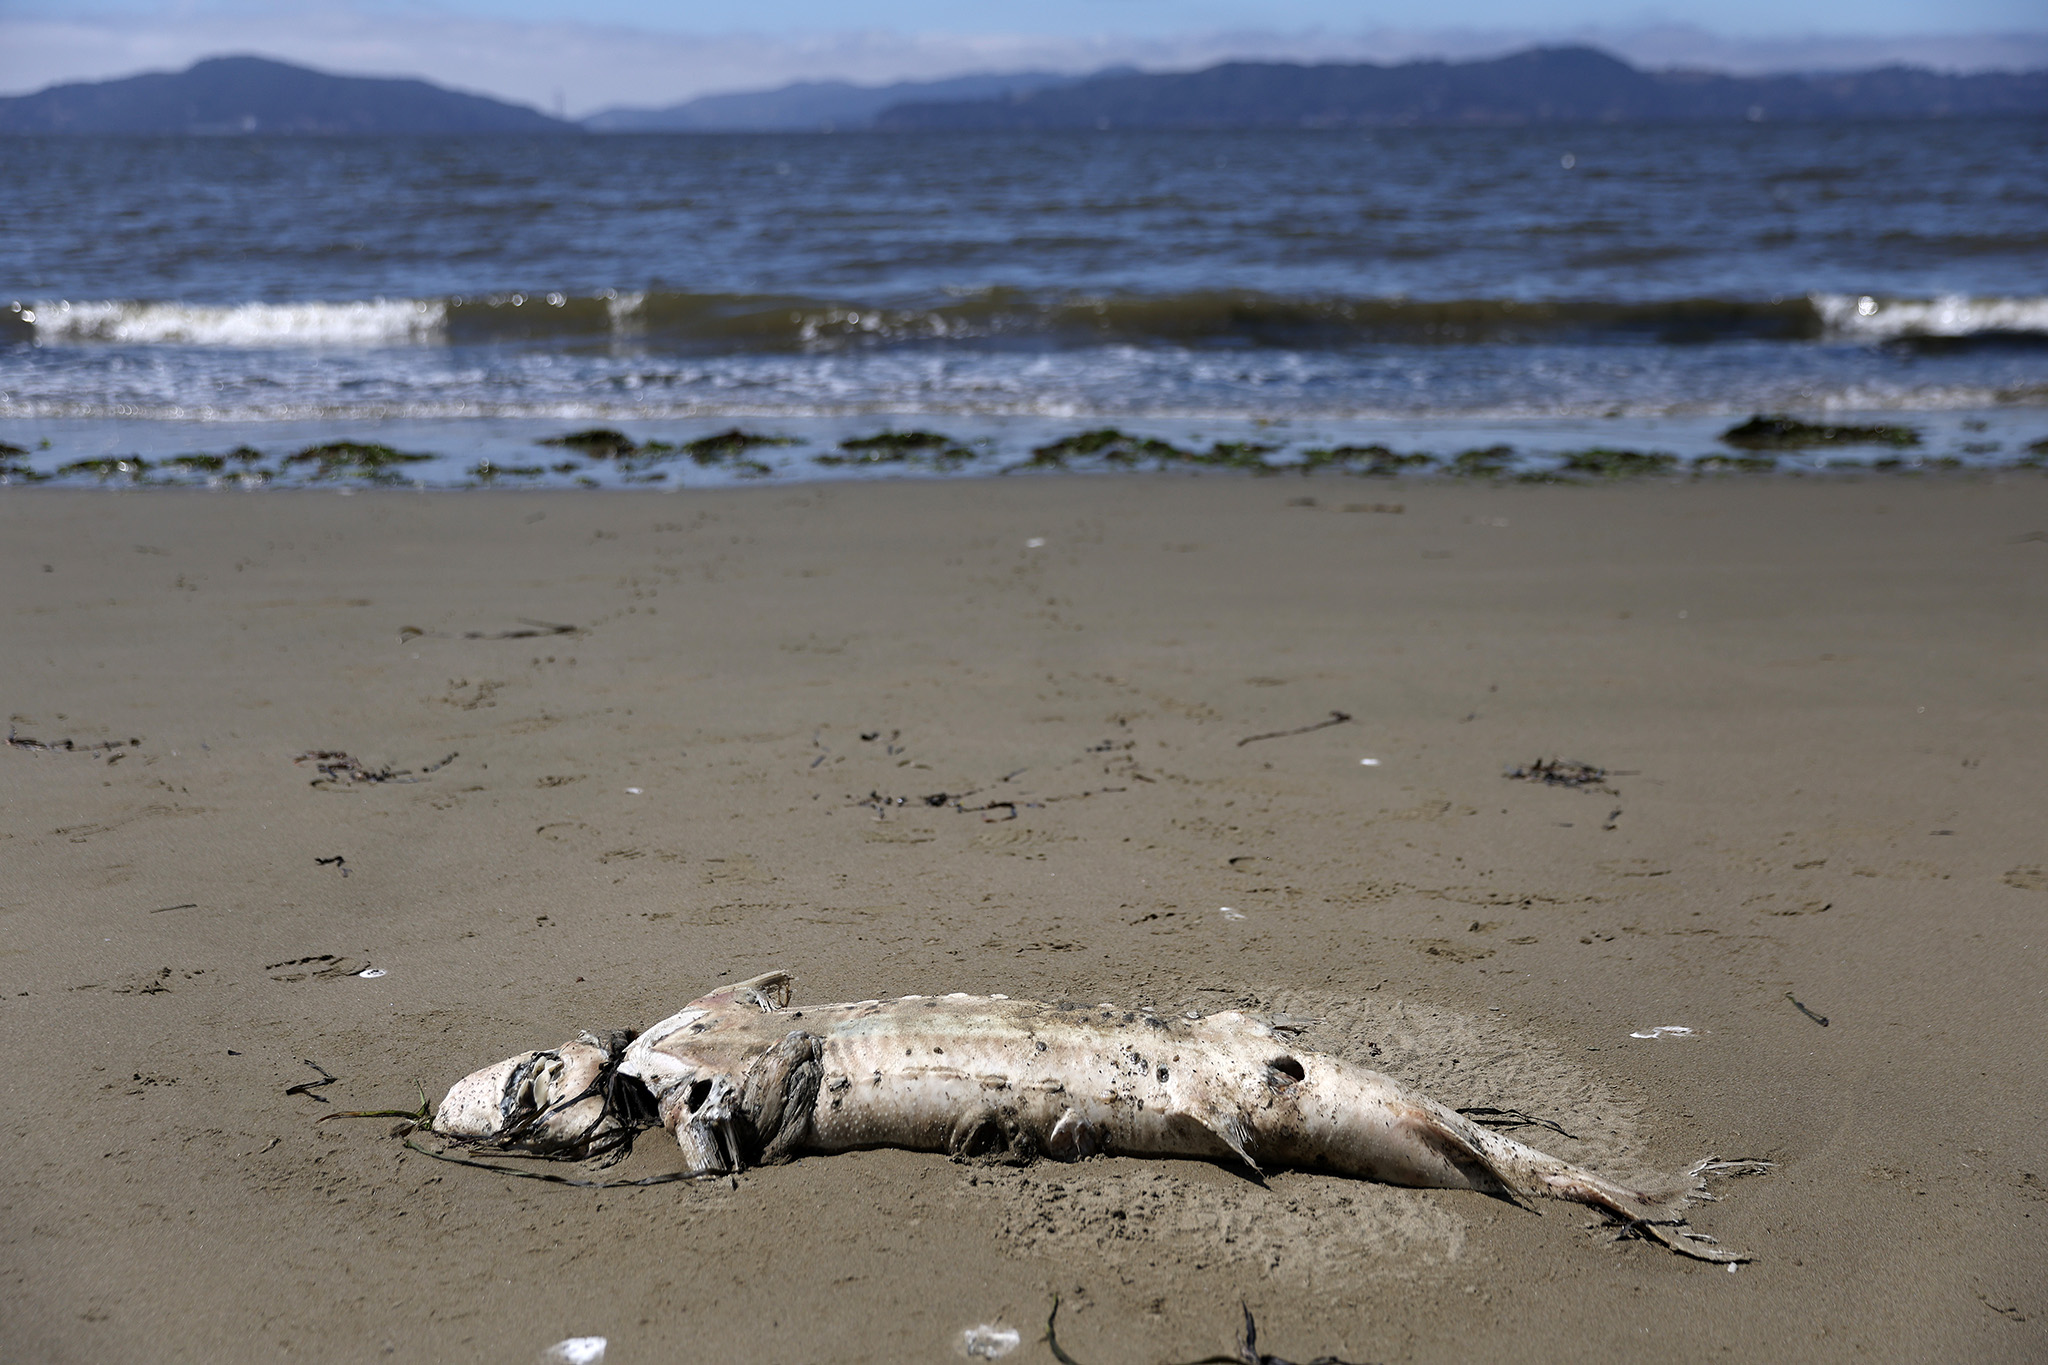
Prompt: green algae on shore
<box><xmin>285</xmin><ymin>442</ymin><xmax>434</xmax><ymax>482</ymax></box>
<box><xmin>1692</xmin><ymin>453</ymin><xmax>1779</xmax><ymax>473</ymax></box>
<box><xmin>816</xmin><ymin>430</ymin><xmax>977</xmax><ymax>470</ymax></box>
<box><xmin>1557</xmin><ymin>448</ymin><xmax>1680</xmax><ymax>478</ymax></box>
<box><xmin>1023</xmin><ymin>429</ymin><xmax>1277</xmax><ymax>470</ymax></box>
<box><xmin>1448</xmin><ymin>445</ymin><xmax>1516</xmax><ymax>477</ymax></box>
<box><xmin>469</xmin><ymin>461</ymin><xmax>548</xmax><ymax>482</ymax></box>
<box><xmin>1720</xmin><ymin>415</ymin><xmax>1921</xmax><ymax>449</ymax></box>
<box><xmin>1297</xmin><ymin>445</ymin><xmax>1436</xmax><ymax>476</ymax></box>
<box><xmin>539</xmin><ymin>428</ymin><xmax>639</xmax><ymax>459</ymax></box>
<box><xmin>1026</xmin><ymin>428</ymin><xmax>1185</xmax><ymax>468</ymax></box>
<box><xmin>682</xmin><ymin>428</ymin><xmax>799</xmax><ymax>467</ymax></box>
<box><xmin>56</xmin><ymin>456</ymin><xmax>151</xmax><ymax>482</ymax></box>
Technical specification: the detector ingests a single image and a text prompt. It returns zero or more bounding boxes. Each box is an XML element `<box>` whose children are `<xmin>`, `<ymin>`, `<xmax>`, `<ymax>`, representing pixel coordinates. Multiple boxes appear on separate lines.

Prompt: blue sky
<box><xmin>4</xmin><ymin>0</ymin><xmax>2042</xmax><ymax>112</ymax></box>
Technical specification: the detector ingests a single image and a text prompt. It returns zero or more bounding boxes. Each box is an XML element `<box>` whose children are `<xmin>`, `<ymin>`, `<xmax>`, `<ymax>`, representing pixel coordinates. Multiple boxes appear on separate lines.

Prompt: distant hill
<box><xmin>0</xmin><ymin>55</ymin><xmax>571</xmax><ymax>134</ymax></box>
<box><xmin>874</xmin><ymin>46</ymin><xmax>2048</xmax><ymax>130</ymax></box>
<box><xmin>584</xmin><ymin>70</ymin><xmax>1082</xmax><ymax>132</ymax></box>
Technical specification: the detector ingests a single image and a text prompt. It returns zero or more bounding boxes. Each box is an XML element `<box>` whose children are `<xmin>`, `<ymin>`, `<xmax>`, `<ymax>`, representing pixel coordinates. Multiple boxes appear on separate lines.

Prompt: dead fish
<box><xmin>435</xmin><ymin>972</ymin><xmax>1757</xmax><ymax>1260</ymax></box>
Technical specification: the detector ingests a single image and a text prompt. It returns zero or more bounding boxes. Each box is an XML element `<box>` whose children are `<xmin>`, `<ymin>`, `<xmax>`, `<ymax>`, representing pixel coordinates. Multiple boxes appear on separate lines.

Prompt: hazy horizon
<box><xmin>4</xmin><ymin>8</ymin><xmax>2045</xmax><ymax>116</ymax></box>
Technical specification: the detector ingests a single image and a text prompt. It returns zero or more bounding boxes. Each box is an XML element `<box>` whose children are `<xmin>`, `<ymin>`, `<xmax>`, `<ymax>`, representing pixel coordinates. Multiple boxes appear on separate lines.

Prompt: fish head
<box><xmin>434</xmin><ymin>1036</ymin><xmax>630</xmax><ymax>1155</ymax></box>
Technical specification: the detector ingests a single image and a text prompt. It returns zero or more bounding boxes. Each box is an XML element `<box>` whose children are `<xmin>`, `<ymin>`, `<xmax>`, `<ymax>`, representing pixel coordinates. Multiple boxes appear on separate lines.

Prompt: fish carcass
<box><xmin>434</xmin><ymin>971</ymin><xmax>1755</xmax><ymax>1259</ymax></box>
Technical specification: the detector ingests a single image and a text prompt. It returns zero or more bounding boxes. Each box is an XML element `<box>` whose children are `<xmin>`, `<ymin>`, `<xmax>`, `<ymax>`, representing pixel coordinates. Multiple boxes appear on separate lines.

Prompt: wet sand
<box><xmin>2</xmin><ymin>475</ymin><xmax>2044</xmax><ymax>1363</ymax></box>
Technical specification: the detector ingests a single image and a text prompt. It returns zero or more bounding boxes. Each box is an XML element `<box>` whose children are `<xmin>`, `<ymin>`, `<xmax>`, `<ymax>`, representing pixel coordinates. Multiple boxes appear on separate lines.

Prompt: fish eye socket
<box><xmin>1268</xmin><ymin>1056</ymin><xmax>1306</xmax><ymax>1083</ymax></box>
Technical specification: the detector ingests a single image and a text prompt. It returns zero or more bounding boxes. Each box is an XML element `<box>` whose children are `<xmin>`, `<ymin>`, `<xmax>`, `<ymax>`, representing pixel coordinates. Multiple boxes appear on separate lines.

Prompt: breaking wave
<box><xmin>12</xmin><ymin>290</ymin><xmax>2048</xmax><ymax>353</ymax></box>
<box><xmin>1810</xmin><ymin>292</ymin><xmax>2048</xmax><ymax>343</ymax></box>
<box><xmin>15</xmin><ymin>298</ymin><xmax>444</xmax><ymax>347</ymax></box>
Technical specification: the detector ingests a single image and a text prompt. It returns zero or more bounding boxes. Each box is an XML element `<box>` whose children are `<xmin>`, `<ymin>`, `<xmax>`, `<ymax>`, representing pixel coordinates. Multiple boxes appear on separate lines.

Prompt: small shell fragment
<box><xmin>961</xmin><ymin>1324</ymin><xmax>1020</xmax><ymax>1358</ymax></box>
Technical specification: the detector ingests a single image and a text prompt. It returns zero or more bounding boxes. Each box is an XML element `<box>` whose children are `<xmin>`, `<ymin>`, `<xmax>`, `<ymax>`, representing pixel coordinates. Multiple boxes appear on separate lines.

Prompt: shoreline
<box><xmin>2</xmin><ymin>476</ymin><xmax>2043</xmax><ymax>1362</ymax></box>
<box><xmin>4</xmin><ymin>404</ymin><xmax>2045</xmax><ymax>490</ymax></box>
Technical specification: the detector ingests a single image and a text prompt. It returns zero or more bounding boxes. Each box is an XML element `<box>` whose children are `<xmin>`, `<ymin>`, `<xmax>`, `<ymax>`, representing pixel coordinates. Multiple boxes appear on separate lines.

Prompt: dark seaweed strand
<box><xmin>400</xmin><ymin>1136</ymin><xmax>706</xmax><ymax>1188</ymax></box>
<box><xmin>473</xmin><ymin>1052</ymin><xmax>657</xmax><ymax>1158</ymax></box>
<box><xmin>1045</xmin><ymin>1297</ymin><xmax>1093</xmax><ymax>1365</ymax></box>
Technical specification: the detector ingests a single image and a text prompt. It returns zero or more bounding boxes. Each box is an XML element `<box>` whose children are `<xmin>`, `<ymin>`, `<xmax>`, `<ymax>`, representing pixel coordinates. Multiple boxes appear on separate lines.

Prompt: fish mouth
<box><xmin>435</xmin><ymin>1028</ymin><xmax>660</xmax><ymax>1162</ymax></box>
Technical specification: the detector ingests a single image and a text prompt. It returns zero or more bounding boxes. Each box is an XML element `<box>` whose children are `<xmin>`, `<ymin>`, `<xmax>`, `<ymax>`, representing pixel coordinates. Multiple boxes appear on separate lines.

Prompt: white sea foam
<box><xmin>30</xmin><ymin>298</ymin><xmax>446</xmax><ymax>347</ymax></box>
<box><xmin>605</xmin><ymin>291</ymin><xmax>645</xmax><ymax>328</ymax></box>
<box><xmin>1813</xmin><ymin>293</ymin><xmax>2048</xmax><ymax>340</ymax></box>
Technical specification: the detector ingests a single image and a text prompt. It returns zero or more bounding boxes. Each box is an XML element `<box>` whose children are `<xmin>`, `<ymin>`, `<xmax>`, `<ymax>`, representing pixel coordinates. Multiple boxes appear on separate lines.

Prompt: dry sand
<box><xmin>1</xmin><ymin>474</ymin><xmax>2044</xmax><ymax>1364</ymax></box>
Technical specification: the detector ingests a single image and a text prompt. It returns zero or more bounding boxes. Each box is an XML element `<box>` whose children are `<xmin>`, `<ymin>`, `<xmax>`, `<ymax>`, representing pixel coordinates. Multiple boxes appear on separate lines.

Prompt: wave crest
<box><xmin>14</xmin><ymin>291</ymin><xmax>2048</xmax><ymax>351</ymax></box>
<box><xmin>1811</xmin><ymin>293</ymin><xmax>2048</xmax><ymax>340</ymax></box>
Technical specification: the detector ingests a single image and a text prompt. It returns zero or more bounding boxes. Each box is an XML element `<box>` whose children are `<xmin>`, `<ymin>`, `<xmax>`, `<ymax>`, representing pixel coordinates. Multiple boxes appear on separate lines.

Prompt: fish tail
<box><xmin>1453</xmin><ymin>1115</ymin><xmax>1762</xmax><ymax>1262</ymax></box>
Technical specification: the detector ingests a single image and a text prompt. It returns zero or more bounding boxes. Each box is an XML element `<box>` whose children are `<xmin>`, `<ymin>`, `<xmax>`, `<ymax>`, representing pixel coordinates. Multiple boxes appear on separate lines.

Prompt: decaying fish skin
<box><xmin>436</xmin><ymin>972</ymin><xmax>1754</xmax><ymax>1260</ymax></box>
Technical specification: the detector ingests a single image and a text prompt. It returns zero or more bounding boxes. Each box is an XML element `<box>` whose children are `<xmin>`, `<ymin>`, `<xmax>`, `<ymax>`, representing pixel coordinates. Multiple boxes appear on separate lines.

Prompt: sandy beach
<box><xmin>2</xmin><ymin>473</ymin><xmax>2043</xmax><ymax>1363</ymax></box>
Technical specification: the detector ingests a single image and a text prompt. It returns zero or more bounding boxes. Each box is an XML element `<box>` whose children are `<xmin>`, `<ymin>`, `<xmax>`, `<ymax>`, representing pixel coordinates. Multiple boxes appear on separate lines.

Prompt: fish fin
<box><xmin>947</xmin><ymin>1106</ymin><xmax>1035</xmax><ymax>1164</ymax></box>
<box><xmin>1409</xmin><ymin>1110</ymin><xmax>1518</xmax><ymax>1201</ymax></box>
<box><xmin>669</xmin><ymin>1074</ymin><xmax>743</xmax><ymax>1175</ymax></box>
<box><xmin>1601</xmin><ymin>1156</ymin><xmax>1772</xmax><ymax>1263</ymax></box>
<box><xmin>1188</xmin><ymin>1106</ymin><xmax>1263</xmax><ymax>1179</ymax></box>
<box><xmin>1045</xmin><ymin>1108</ymin><xmax>1101</xmax><ymax>1161</ymax></box>
<box><xmin>689</xmin><ymin>970</ymin><xmax>795</xmax><ymax>1013</ymax></box>
<box><xmin>1618</xmin><ymin>1217</ymin><xmax>1752</xmax><ymax>1264</ymax></box>
<box><xmin>1467</xmin><ymin>1116</ymin><xmax>1772</xmax><ymax>1260</ymax></box>
<box><xmin>742</xmin><ymin>1031</ymin><xmax>822</xmax><ymax>1164</ymax></box>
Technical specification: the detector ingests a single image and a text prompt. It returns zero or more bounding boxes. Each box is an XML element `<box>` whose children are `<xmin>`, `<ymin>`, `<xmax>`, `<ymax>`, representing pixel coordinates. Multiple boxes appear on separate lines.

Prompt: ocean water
<box><xmin>3</xmin><ymin>121</ymin><xmax>2046</xmax><ymax>486</ymax></box>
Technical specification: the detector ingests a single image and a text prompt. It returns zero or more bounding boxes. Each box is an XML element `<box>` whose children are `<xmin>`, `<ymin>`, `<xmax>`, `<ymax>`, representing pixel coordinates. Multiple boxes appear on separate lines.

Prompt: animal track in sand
<box><xmin>265</xmin><ymin>954</ymin><xmax>371</xmax><ymax>983</ymax></box>
<box><xmin>972</xmin><ymin>825</ymin><xmax>1058</xmax><ymax>850</ymax></box>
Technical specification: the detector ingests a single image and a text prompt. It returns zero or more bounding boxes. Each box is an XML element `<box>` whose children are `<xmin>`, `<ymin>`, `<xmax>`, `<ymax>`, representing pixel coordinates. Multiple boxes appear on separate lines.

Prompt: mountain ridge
<box><xmin>0</xmin><ymin>55</ymin><xmax>569</xmax><ymax>134</ymax></box>
<box><xmin>873</xmin><ymin>45</ymin><xmax>2048</xmax><ymax>130</ymax></box>
<box><xmin>586</xmin><ymin>70</ymin><xmax>1086</xmax><ymax>131</ymax></box>
<box><xmin>4</xmin><ymin>47</ymin><xmax>2043</xmax><ymax>136</ymax></box>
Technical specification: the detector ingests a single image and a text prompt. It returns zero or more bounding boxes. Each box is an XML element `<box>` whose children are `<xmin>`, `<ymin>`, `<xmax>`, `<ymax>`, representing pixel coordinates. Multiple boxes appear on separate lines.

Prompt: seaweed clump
<box><xmin>1</xmin><ymin>441</ymin><xmax>48</xmax><ymax>483</ymax></box>
<box><xmin>1185</xmin><ymin>440</ymin><xmax>1280</xmax><ymax>469</ymax></box>
<box><xmin>1505</xmin><ymin>757</ymin><xmax>1613</xmax><ymax>791</ymax></box>
<box><xmin>1870</xmin><ymin>455</ymin><xmax>1963</xmax><ymax>473</ymax></box>
<box><xmin>1026</xmin><ymin>428</ymin><xmax>1186</xmax><ymax>468</ymax></box>
<box><xmin>540</xmin><ymin>428</ymin><xmax>640</xmax><ymax>459</ymax></box>
<box><xmin>158</xmin><ymin>447</ymin><xmax>267</xmax><ymax>476</ymax></box>
<box><xmin>1297</xmin><ymin>445</ymin><xmax>1436</xmax><ymax>476</ymax></box>
<box><xmin>818</xmin><ymin>430</ymin><xmax>977</xmax><ymax>470</ymax></box>
<box><xmin>1719</xmin><ymin>415</ymin><xmax>1920</xmax><ymax>449</ymax></box>
<box><xmin>57</xmin><ymin>456</ymin><xmax>151</xmax><ymax>483</ymax></box>
<box><xmin>469</xmin><ymin>461</ymin><xmax>548</xmax><ymax>482</ymax></box>
<box><xmin>684</xmin><ymin>428</ymin><xmax>797</xmax><ymax>467</ymax></box>
<box><xmin>1692</xmin><ymin>453</ymin><xmax>1777</xmax><ymax>474</ymax></box>
<box><xmin>285</xmin><ymin>442</ymin><xmax>434</xmax><ymax>482</ymax></box>
<box><xmin>1556</xmin><ymin>448</ymin><xmax>1679</xmax><ymax>478</ymax></box>
<box><xmin>534</xmin><ymin>427</ymin><xmax>794</xmax><ymax>476</ymax></box>
<box><xmin>1023</xmin><ymin>428</ymin><xmax>1277</xmax><ymax>470</ymax></box>
<box><xmin>1448</xmin><ymin>445</ymin><xmax>1516</xmax><ymax>477</ymax></box>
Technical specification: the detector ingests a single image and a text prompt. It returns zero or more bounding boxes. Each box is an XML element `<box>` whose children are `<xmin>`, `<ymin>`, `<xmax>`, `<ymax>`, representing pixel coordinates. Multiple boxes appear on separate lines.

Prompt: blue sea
<box><xmin>3</xmin><ymin>120</ymin><xmax>2046</xmax><ymax>486</ymax></box>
